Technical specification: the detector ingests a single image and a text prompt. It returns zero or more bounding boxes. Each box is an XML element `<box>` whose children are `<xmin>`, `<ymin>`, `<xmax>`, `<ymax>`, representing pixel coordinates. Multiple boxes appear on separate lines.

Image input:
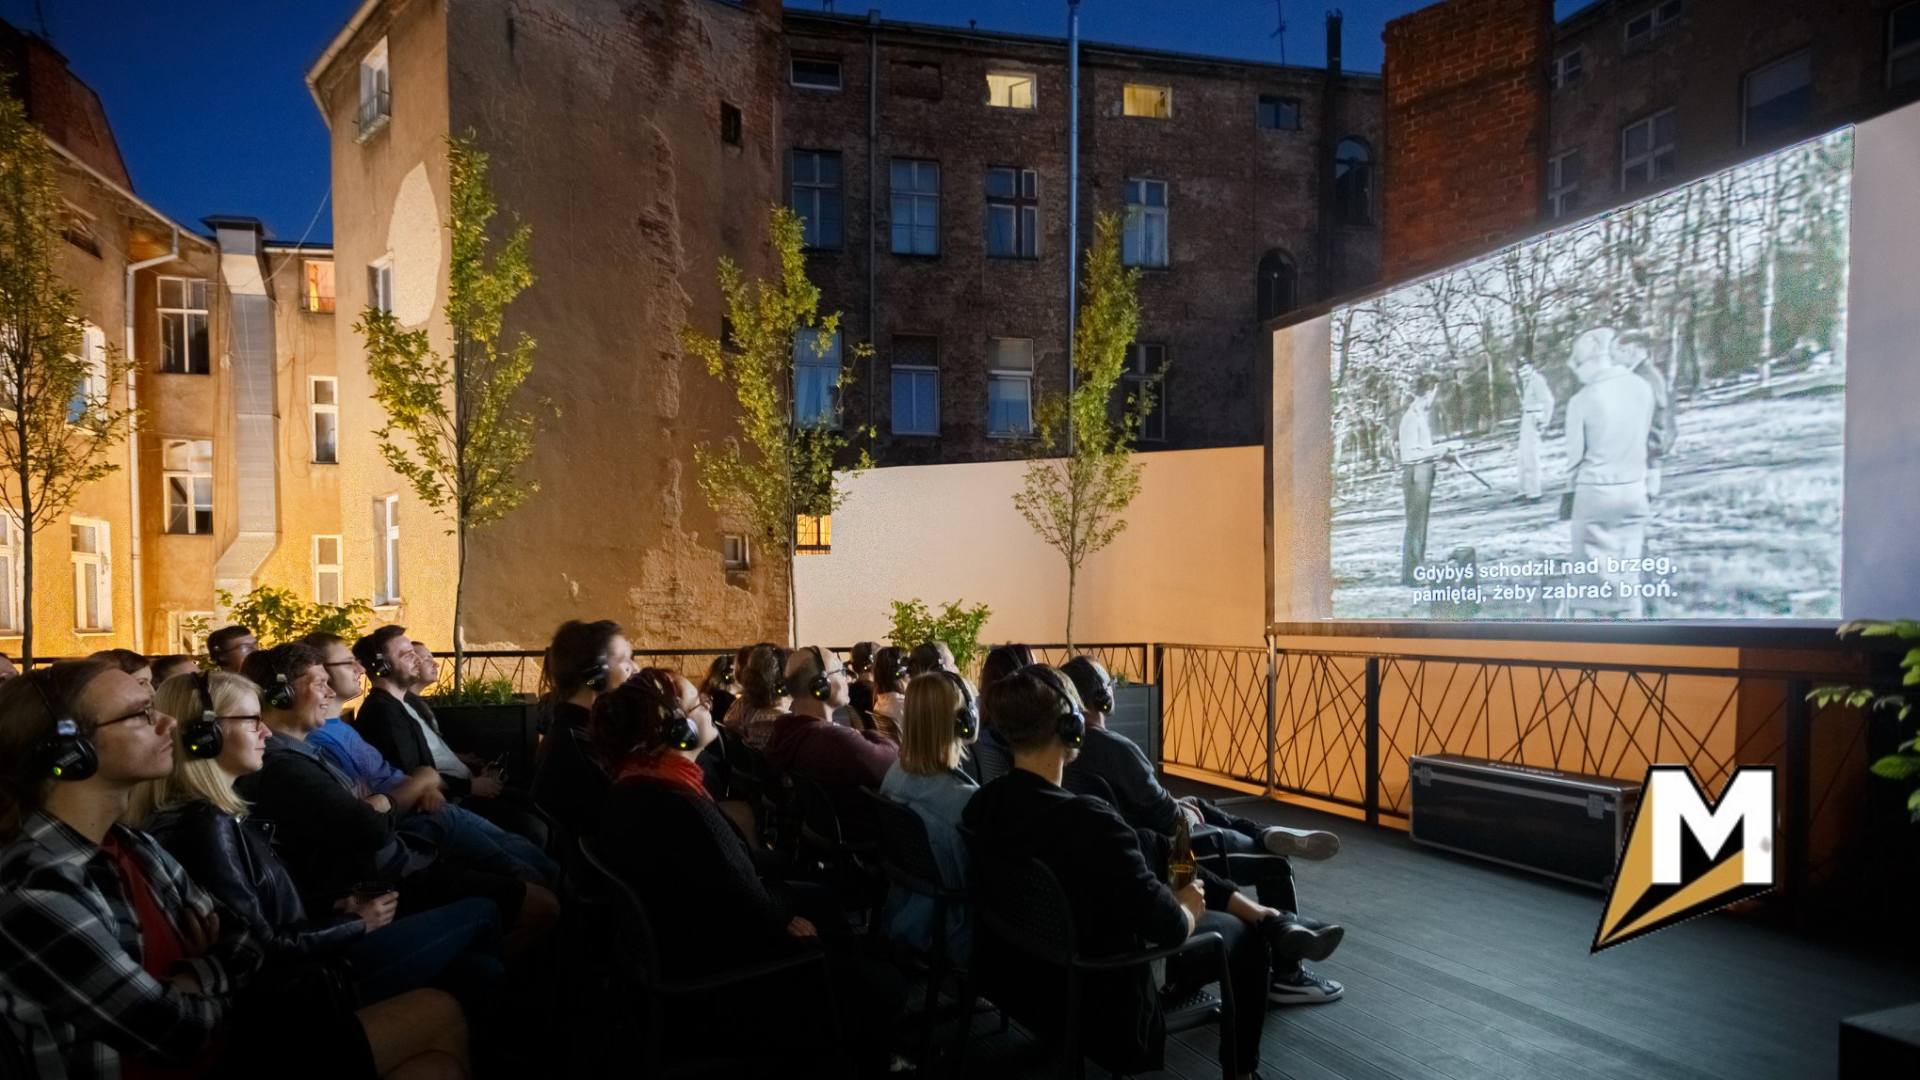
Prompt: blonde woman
<box><xmin>877</xmin><ymin>670</ymin><xmax>980</xmax><ymax>960</ymax></box>
<box><xmin>130</xmin><ymin>671</ymin><xmax>497</xmax><ymax>1079</ymax></box>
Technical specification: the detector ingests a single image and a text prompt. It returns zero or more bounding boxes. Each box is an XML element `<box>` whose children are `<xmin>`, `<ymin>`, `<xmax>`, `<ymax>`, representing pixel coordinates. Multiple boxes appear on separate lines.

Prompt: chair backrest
<box><xmin>972</xmin><ymin>732</ymin><xmax>1013</xmax><ymax>784</ymax></box>
<box><xmin>576</xmin><ymin>837</ymin><xmax>665</xmax><ymax>992</ymax></box>
<box><xmin>961</xmin><ymin>826</ymin><xmax>1077</xmax><ymax>968</ymax></box>
<box><xmin>862</xmin><ymin>788</ymin><xmax>952</xmax><ymax>897</ymax></box>
<box><xmin>789</xmin><ymin>773</ymin><xmax>846</xmax><ymax>849</ymax></box>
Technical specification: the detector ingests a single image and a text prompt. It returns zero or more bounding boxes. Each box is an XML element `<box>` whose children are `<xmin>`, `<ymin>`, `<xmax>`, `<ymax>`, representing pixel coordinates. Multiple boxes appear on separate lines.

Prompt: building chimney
<box><xmin>1326</xmin><ymin>10</ymin><xmax>1343</xmax><ymax>76</ymax></box>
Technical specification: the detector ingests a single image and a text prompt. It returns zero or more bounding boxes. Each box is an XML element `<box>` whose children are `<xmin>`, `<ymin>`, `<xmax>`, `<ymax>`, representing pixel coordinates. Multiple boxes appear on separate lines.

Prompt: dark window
<box><xmin>1117</xmin><ymin>343</ymin><xmax>1167</xmax><ymax>442</ymax></box>
<box><xmin>720</xmin><ymin>102</ymin><xmax>742</xmax><ymax>145</ymax></box>
<box><xmin>1625</xmin><ymin>0</ymin><xmax>1683</xmax><ymax>47</ymax></box>
<box><xmin>985</xmin><ymin>167</ymin><xmax>1040</xmax><ymax>258</ymax></box>
<box><xmin>891</xmin><ymin>60</ymin><xmax>943</xmax><ymax>100</ymax></box>
<box><xmin>1257</xmin><ymin>95</ymin><xmax>1301</xmax><ymax>130</ymax></box>
<box><xmin>791</xmin><ymin>57</ymin><xmax>841</xmax><ymax>90</ymax></box>
<box><xmin>1893</xmin><ymin>4</ymin><xmax>1920</xmax><ymax>88</ymax></box>
<box><xmin>890</xmin><ymin>159</ymin><xmax>940</xmax><ymax>256</ymax></box>
<box><xmin>1333</xmin><ymin>137</ymin><xmax>1374</xmax><ymax>226</ymax></box>
<box><xmin>1547</xmin><ymin>149</ymin><xmax>1582</xmax><ymax>218</ymax></box>
<box><xmin>1550</xmin><ymin>49</ymin><xmax>1584</xmax><ymax>91</ymax></box>
<box><xmin>1621</xmin><ymin>109</ymin><xmax>1676</xmax><ymax>190</ymax></box>
<box><xmin>890</xmin><ymin>335</ymin><xmax>939</xmax><ymax>436</ymax></box>
<box><xmin>1256</xmin><ymin>250</ymin><xmax>1297</xmax><ymax>322</ymax></box>
<box><xmin>788</xmin><ymin>150</ymin><xmax>843</xmax><ymax>250</ymax></box>
<box><xmin>1743</xmin><ymin>50</ymin><xmax>1813</xmax><ymax>146</ymax></box>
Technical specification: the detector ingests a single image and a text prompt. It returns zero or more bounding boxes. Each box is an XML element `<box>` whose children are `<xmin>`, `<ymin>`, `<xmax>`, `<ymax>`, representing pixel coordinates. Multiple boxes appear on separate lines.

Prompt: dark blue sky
<box><xmin>5</xmin><ymin>0</ymin><xmax>1590</xmax><ymax>241</ymax></box>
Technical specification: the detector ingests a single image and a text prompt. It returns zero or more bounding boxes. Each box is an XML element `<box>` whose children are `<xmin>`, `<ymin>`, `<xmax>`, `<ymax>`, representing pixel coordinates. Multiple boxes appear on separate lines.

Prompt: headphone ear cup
<box><xmin>183</xmin><ymin>712</ymin><xmax>224</xmax><ymax>759</ymax></box>
<box><xmin>1058</xmin><ymin>707</ymin><xmax>1086</xmax><ymax>748</ymax></box>
<box><xmin>811</xmin><ymin>673</ymin><xmax>831</xmax><ymax>701</ymax></box>
<box><xmin>268</xmin><ymin>673</ymin><xmax>295</xmax><ymax>711</ymax></box>
<box><xmin>41</xmin><ymin>720</ymin><xmax>98</xmax><ymax>782</ymax></box>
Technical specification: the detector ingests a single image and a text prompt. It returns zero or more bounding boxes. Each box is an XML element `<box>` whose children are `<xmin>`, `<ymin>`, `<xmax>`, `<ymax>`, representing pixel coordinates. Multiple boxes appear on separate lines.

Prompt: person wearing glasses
<box><xmin>0</xmin><ymin>660</ymin><xmax>269</xmax><ymax>1078</ymax></box>
<box><xmin>765</xmin><ymin>646</ymin><xmax>897</xmax><ymax>798</ymax></box>
<box><xmin>129</xmin><ymin>669</ymin><xmax>486</xmax><ymax>1077</ymax></box>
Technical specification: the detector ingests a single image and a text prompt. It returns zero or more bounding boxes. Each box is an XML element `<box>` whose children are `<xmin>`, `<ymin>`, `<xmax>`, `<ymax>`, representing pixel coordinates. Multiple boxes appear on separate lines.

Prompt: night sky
<box><xmin>5</xmin><ymin>1</ymin><xmax>1593</xmax><ymax>241</ymax></box>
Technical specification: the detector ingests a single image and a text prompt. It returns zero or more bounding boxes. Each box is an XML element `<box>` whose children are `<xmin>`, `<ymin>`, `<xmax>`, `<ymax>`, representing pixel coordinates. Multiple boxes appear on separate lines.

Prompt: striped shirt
<box><xmin>0</xmin><ymin>812</ymin><xmax>264</xmax><ymax>1079</ymax></box>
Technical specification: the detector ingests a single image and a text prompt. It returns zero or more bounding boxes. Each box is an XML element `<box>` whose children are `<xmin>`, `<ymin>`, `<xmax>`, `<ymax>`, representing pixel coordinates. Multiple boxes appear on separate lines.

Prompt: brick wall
<box><xmin>1381</xmin><ymin>0</ymin><xmax>1551</xmax><ymax>279</ymax></box>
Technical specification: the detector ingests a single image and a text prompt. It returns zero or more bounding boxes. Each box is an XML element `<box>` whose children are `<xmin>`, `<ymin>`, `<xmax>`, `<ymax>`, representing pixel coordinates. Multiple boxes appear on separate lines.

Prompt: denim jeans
<box><xmin>347</xmin><ymin>895</ymin><xmax>506</xmax><ymax>1014</ymax></box>
<box><xmin>400</xmin><ymin>803</ymin><xmax>557</xmax><ymax>885</ymax></box>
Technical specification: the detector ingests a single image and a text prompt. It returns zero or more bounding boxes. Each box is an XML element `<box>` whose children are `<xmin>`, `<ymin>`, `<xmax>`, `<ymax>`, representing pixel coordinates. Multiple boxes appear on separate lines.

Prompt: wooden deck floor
<box><xmin>950</xmin><ymin>778</ymin><xmax>1920</xmax><ymax>1080</ymax></box>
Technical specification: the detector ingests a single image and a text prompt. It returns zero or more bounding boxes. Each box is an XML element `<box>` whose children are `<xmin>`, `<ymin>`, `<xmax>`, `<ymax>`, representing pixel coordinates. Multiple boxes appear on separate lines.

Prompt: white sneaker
<box><xmin>1262</xmin><ymin>826</ymin><xmax>1340</xmax><ymax>861</ymax></box>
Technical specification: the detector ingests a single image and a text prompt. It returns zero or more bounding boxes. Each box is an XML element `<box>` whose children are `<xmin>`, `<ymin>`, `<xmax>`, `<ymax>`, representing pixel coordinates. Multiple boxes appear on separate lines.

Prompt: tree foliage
<box><xmin>887</xmin><ymin>597</ymin><xmax>993</xmax><ymax>676</ymax></box>
<box><xmin>0</xmin><ymin>91</ymin><xmax>139</xmax><ymax>662</ymax></box>
<box><xmin>682</xmin><ymin>204</ymin><xmax>871</xmax><ymax>643</ymax></box>
<box><xmin>355</xmin><ymin>133</ymin><xmax>547</xmax><ymax>683</ymax></box>
<box><xmin>1013</xmin><ymin>212</ymin><xmax>1148</xmax><ymax>648</ymax></box>
<box><xmin>1810</xmin><ymin>620</ymin><xmax>1920</xmax><ymax>821</ymax></box>
<box><xmin>187</xmin><ymin>587</ymin><xmax>374</xmax><ymax>650</ymax></box>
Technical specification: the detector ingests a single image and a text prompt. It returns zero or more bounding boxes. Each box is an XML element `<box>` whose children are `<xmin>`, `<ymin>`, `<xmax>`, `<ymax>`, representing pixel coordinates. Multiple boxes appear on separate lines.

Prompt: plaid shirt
<box><xmin>0</xmin><ymin>812</ymin><xmax>265</xmax><ymax>1079</ymax></box>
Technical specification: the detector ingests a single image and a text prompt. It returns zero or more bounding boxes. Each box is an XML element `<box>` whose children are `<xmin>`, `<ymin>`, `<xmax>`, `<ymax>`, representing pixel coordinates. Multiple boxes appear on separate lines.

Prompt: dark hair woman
<box><xmin>531</xmin><ymin>620</ymin><xmax>634</xmax><ymax>840</ymax></box>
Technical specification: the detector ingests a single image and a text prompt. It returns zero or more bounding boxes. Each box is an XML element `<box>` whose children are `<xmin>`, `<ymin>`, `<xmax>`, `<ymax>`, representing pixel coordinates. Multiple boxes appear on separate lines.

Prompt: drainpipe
<box><xmin>1066</xmin><ymin>0</ymin><xmax>1081</xmax><ymax>452</ymax></box>
<box><xmin>867</xmin><ymin>10</ymin><xmax>879</xmax><ymax>435</ymax></box>
<box><xmin>125</xmin><ymin>228</ymin><xmax>182</xmax><ymax>653</ymax></box>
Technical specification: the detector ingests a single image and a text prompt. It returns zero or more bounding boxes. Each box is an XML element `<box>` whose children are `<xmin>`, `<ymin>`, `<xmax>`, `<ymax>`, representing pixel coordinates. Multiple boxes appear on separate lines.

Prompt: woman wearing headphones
<box><xmin>721</xmin><ymin>642</ymin><xmax>789</xmax><ymax>751</ymax></box>
<box><xmin>877</xmin><ymin>671</ymin><xmax>979</xmax><ymax>961</ymax></box>
<box><xmin>530</xmin><ymin>619</ymin><xmax>634</xmax><ymax>838</ymax></box>
<box><xmin>867</xmin><ymin>646</ymin><xmax>911</xmax><ymax>743</ymax></box>
<box><xmin>595</xmin><ymin>671</ymin><xmax>905</xmax><ymax>1076</ymax></box>
<box><xmin>127</xmin><ymin>670</ymin><xmax>488</xmax><ymax>1078</ymax></box>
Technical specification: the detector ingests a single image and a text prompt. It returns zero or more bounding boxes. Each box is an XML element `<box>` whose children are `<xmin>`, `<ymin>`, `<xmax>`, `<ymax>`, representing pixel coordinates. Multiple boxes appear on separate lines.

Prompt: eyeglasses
<box><xmin>216</xmin><ymin>715</ymin><xmax>266</xmax><ymax>733</ymax></box>
<box><xmin>322</xmin><ymin>661</ymin><xmax>361</xmax><ymax>671</ymax></box>
<box><xmin>97</xmin><ymin>706</ymin><xmax>161</xmax><ymax>730</ymax></box>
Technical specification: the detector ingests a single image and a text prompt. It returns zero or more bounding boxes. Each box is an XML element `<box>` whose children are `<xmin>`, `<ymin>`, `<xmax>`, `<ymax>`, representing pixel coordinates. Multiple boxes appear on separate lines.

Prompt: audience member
<box><xmin>88</xmin><ymin>648</ymin><xmax>153</xmax><ymax>690</ymax></box>
<box><xmin>722</xmin><ymin>642</ymin><xmax>789</xmax><ymax>751</ymax></box>
<box><xmin>0</xmin><ymin>652</ymin><xmax>16</xmax><ymax>683</ymax></box>
<box><xmin>596</xmin><ymin>670</ymin><xmax>906</xmax><ymax>1075</ymax></box>
<box><xmin>907</xmin><ymin>640</ymin><xmax>957</xmax><ymax>678</ymax></box>
<box><xmin>868</xmin><ymin>646</ymin><xmax>910</xmax><ymax>742</ymax></box>
<box><xmin>969</xmin><ymin>643</ymin><xmax>1035</xmax><ymax>782</ymax></box>
<box><xmin>206</xmin><ymin>625</ymin><xmax>257</xmax><ymax>675</ymax></box>
<box><xmin>965</xmin><ymin>665</ymin><xmax>1331</xmax><ymax>1079</ymax></box>
<box><xmin>233</xmin><ymin>645</ymin><xmax>558</xmax><ymax>960</ymax></box>
<box><xmin>128</xmin><ymin>670</ymin><xmax>488</xmax><ymax>1073</ymax></box>
<box><xmin>530</xmin><ymin>619</ymin><xmax>633</xmax><ymax>838</ymax></box>
<box><xmin>1061</xmin><ymin>655</ymin><xmax>1347</xmax><ymax>1004</ymax></box>
<box><xmin>700</xmin><ymin>653</ymin><xmax>739</xmax><ymax>734</ymax></box>
<box><xmin>878</xmin><ymin>670</ymin><xmax>978</xmax><ymax>961</ymax></box>
<box><xmin>846</xmin><ymin>641</ymin><xmax>879</xmax><ymax>719</ymax></box>
<box><xmin>765</xmin><ymin>646</ymin><xmax>897</xmax><ymax>801</ymax></box>
<box><xmin>149</xmin><ymin>654</ymin><xmax>198</xmax><ymax>686</ymax></box>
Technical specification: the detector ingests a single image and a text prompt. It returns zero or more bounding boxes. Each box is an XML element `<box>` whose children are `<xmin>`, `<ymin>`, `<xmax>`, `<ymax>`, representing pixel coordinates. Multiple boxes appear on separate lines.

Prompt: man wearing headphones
<box><xmin>0</xmin><ymin>660</ymin><xmax>266</xmax><ymax>1077</ymax></box>
<box><xmin>206</xmin><ymin>625</ymin><xmax>257</xmax><ymax>675</ymax></box>
<box><xmin>764</xmin><ymin>645</ymin><xmax>898</xmax><ymax>795</ymax></box>
<box><xmin>963</xmin><ymin>666</ymin><xmax>1320</xmax><ymax>1080</ymax></box>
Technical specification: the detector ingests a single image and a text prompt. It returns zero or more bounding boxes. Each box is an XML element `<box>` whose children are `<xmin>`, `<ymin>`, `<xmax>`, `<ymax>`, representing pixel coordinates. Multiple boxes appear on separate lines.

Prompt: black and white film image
<box><xmin>1330</xmin><ymin>129</ymin><xmax>1851</xmax><ymax>620</ymax></box>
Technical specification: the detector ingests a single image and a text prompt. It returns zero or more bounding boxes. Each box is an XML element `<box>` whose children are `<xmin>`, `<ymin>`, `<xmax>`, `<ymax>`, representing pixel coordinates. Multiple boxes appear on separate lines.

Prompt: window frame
<box><xmin>0</xmin><ymin>512</ymin><xmax>21</xmax><ymax>633</ymax></box>
<box><xmin>788</xmin><ymin>149</ymin><xmax>844</xmax><ymax>252</ymax></box>
<box><xmin>1620</xmin><ymin>108</ymin><xmax>1677</xmax><ymax>191</ymax></box>
<box><xmin>357</xmin><ymin>37</ymin><xmax>392</xmax><ymax>140</ymax></box>
<box><xmin>790</xmin><ymin>56</ymin><xmax>843</xmax><ymax>91</ymax></box>
<box><xmin>1547</xmin><ymin>148</ymin><xmax>1583</xmax><ymax>218</ymax></box>
<box><xmin>1122</xmin><ymin>342</ymin><xmax>1168</xmax><ymax>443</ymax></box>
<box><xmin>720</xmin><ymin>101</ymin><xmax>743</xmax><ymax>146</ymax></box>
<box><xmin>985</xmin><ymin>336</ymin><xmax>1035</xmax><ymax>438</ymax></box>
<box><xmin>1256</xmin><ymin>95</ymin><xmax>1301</xmax><ymax>131</ymax></box>
<box><xmin>889</xmin><ymin>158</ymin><xmax>941</xmax><ymax>257</ymax></box>
<box><xmin>985</xmin><ymin>166</ymin><xmax>1041</xmax><ymax>259</ymax></box>
<box><xmin>1256</xmin><ymin>250</ymin><xmax>1298</xmax><ymax>323</ymax></box>
<box><xmin>68</xmin><ymin>323</ymin><xmax>108</xmax><ymax>424</ymax></box>
<box><xmin>309</xmin><ymin>376</ymin><xmax>340</xmax><ymax>464</ymax></box>
<box><xmin>157</xmin><ymin>275</ymin><xmax>211</xmax><ymax>375</ymax></box>
<box><xmin>794</xmin><ymin>514</ymin><xmax>832</xmax><ymax>555</ymax></box>
<box><xmin>1741</xmin><ymin>48</ymin><xmax>1814</xmax><ymax>147</ymax></box>
<box><xmin>313</xmin><ymin>535</ymin><xmax>344</xmax><ymax>605</ymax></box>
<box><xmin>62</xmin><ymin>201</ymin><xmax>100</xmax><ymax>257</ymax></box>
<box><xmin>889</xmin><ymin>335</ymin><xmax>941</xmax><ymax>437</ymax></box>
<box><xmin>70</xmin><ymin>517</ymin><xmax>112</xmax><ymax>633</ymax></box>
<box><xmin>985</xmin><ymin>71</ymin><xmax>1038</xmax><ymax>110</ymax></box>
<box><xmin>374</xmin><ymin>494</ymin><xmax>401</xmax><ymax>606</ymax></box>
<box><xmin>367</xmin><ymin>257</ymin><xmax>394</xmax><ymax>315</ymax></box>
<box><xmin>1333</xmin><ymin>137</ymin><xmax>1376</xmax><ymax>227</ymax></box>
<box><xmin>161</xmin><ymin>438</ymin><xmax>214</xmax><ymax>536</ymax></box>
<box><xmin>1122</xmin><ymin>178</ymin><xmax>1170</xmax><ymax>269</ymax></box>
<box><xmin>722</xmin><ymin>534</ymin><xmax>751</xmax><ymax>571</ymax></box>
<box><xmin>1123</xmin><ymin>83</ymin><xmax>1173</xmax><ymax>119</ymax></box>
<box><xmin>793</xmin><ymin>328</ymin><xmax>843</xmax><ymax>429</ymax></box>
<box><xmin>1623</xmin><ymin>0</ymin><xmax>1684</xmax><ymax>48</ymax></box>
<box><xmin>302</xmin><ymin>259</ymin><xmax>336</xmax><ymax>313</ymax></box>
<box><xmin>1550</xmin><ymin>49</ymin><xmax>1585</xmax><ymax>91</ymax></box>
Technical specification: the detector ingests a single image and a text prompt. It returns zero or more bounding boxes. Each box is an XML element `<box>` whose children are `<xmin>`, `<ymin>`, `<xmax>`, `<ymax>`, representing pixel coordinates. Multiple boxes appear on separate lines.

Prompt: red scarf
<box><xmin>615</xmin><ymin>752</ymin><xmax>710</xmax><ymax>799</ymax></box>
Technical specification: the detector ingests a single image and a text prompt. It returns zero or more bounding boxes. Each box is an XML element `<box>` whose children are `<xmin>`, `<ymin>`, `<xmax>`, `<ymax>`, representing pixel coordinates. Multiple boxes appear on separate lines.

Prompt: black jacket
<box><xmin>146</xmin><ymin>800</ymin><xmax>365</xmax><ymax>960</ymax></box>
<box><xmin>354</xmin><ymin>691</ymin><xmax>472</xmax><ymax>797</ymax></box>
<box><xmin>962</xmin><ymin>769</ymin><xmax>1227</xmax><ymax>1072</ymax></box>
<box><xmin>1064</xmin><ymin>726</ymin><xmax>1182</xmax><ymax>835</ymax></box>
<box><xmin>531</xmin><ymin>702</ymin><xmax>609</xmax><ymax>838</ymax></box>
<box><xmin>234</xmin><ymin>732</ymin><xmax>432</xmax><ymax>907</ymax></box>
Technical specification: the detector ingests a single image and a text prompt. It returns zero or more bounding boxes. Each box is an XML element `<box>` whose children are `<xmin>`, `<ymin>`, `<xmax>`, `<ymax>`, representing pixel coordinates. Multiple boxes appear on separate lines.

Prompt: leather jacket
<box><xmin>146</xmin><ymin>800</ymin><xmax>366</xmax><ymax>959</ymax></box>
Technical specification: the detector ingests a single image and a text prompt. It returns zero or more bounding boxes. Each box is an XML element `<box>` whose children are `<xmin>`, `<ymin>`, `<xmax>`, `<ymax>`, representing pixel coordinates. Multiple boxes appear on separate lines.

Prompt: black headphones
<box><xmin>648</xmin><ymin>671</ymin><xmax>698</xmax><ymax>751</ymax></box>
<box><xmin>1062</xmin><ymin>656</ymin><xmax>1115</xmax><ymax>715</ymax></box>
<box><xmin>181</xmin><ymin>670</ymin><xmax>223</xmax><ymax>759</ymax></box>
<box><xmin>933</xmin><ymin>670</ymin><xmax>979</xmax><ymax>741</ymax></box>
<box><xmin>262</xmin><ymin>670</ymin><xmax>295</xmax><ymax>711</ymax></box>
<box><xmin>363</xmin><ymin>646</ymin><xmax>393</xmax><ymax>681</ymax></box>
<box><xmin>888</xmin><ymin>650</ymin><xmax>910</xmax><ymax>684</ymax></box>
<box><xmin>1023</xmin><ymin>664</ymin><xmax>1087</xmax><ymax>748</ymax></box>
<box><xmin>716</xmin><ymin>654</ymin><xmax>736</xmax><ymax>684</ymax></box>
<box><xmin>802</xmin><ymin>646</ymin><xmax>834</xmax><ymax>701</ymax></box>
<box><xmin>581</xmin><ymin>651</ymin><xmax>612</xmax><ymax>694</ymax></box>
<box><xmin>31</xmin><ymin>674</ymin><xmax>97</xmax><ymax>782</ymax></box>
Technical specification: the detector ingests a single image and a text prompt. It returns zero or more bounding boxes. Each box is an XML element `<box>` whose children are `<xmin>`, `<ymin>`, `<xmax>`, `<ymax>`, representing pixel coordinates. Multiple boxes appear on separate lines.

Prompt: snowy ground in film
<box><xmin>1329</xmin><ymin>371</ymin><xmax>1845</xmax><ymax>620</ymax></box>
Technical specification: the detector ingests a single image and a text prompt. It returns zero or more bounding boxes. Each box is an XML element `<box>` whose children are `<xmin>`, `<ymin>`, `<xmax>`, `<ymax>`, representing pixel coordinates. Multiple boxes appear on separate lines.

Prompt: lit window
<box><xmin>310</xmin><ymin>377</ymin><xmax>339</xmax><ymax>463</ymax></box>
<box><xmin>1743</xmin><ymin>50</ymin><xmax>1813</xmax><ymax>146</ymax></box>
<box><xmin>1120</xmin><ymin>343</ymin><xmax>1167</xmax><ymax>442</ymax></box>
<box><xmin>788</xmin><ymin>150</ymin><xmax>843</xmax><ymax>250</ymax></box>
<box><xmin>1621</xmin><ymin>109</ymin><xmax>1677</xmax><ymax>190</ymax></box>
<box><xmin>374</xmin><ymin>495</ymin><xmax>400</xmax><ymax>605</ymax></box>
<box><xmin>791</xmin><ymin>57</ymin><xmax>842</xmax><ymax>91</ymax></box>
<box><xmin>313</xmin><ymin>535</ymin><xmax>343</xmax><ymax>605</ymax></box>
<box><xmin>367</xmin><ymin>258</ymin><xmax>393</xmax><ymax>315</ymax></box>
<box><xmin>986</xmin><ymin>72</ymin><xmax>1036</xmax><ymax>110</ymax></box>
<box><xmin>1550</xmin><ymin>49</ymin><xmax>1584</xmax><ymax>91</ymax></box>
<box><xmin>986</xmin><ymin>337</ymin><xmax>1034</xmax><ymax>437</ymax></box>
<box><xmin>795</xmin><ymin>514</ymin><xmax>832</xmax><ymax>554</ymax></box>
<box><xmin>1123</xmin><ymin>83</ymin><xmax>1172</xmax><ymax>118</ymax></box>
<box><xmin>1548</xmin><ymin>148</ymin><xmax>1582</xmax><ymax>218</ymax></box>
<box><xmin>890</xmin><ymin>336</ymin><xmax>939</xmax><ymax>436</ymax></box>
<box><xmin>162</xmin><ymin>439</ymin><xmax>214</xmax><ymax>535</ymax></box>
<box><xmin>158</xmin><ymin>277</ymin><xmax>211</xmax><ymax>374</ymax></box>
<box><xmin>985</xmin><ymin>167</ymin><xmax>1040</xmax><ymax>258</ymax></box>
<box><xmin>68</xmin><ymin>324</ymin><xmax>108</xmax><ymax>423</ymax></box>
<box><xmin>70</xmin><ymin>518</ymin><xmax>111</xmax><ymax>631</ymax></box>
<box><xmin>1257</xmin><ymin>95</ymin><xmax>1301</xmax><ymax>130</ymax></box>
<box><xmin>890</xmin><ymin>159</ymin><xmax>940</xmax><ymax>256</ymax></box>
<box><xmin>1123</xmin><ymin>178</ymin><xmax>1169</xmax><ymax>268</ymax></box>
<box><xmin>358</xmin><ymin>38</ymin><xmax>391</xmax><ymax>138</ymax></box>
<box><xmin>1893</xmin><ymin>4</ymin><xmax>1920</xmax><ymax>88</ymax></box>
<box><xmin>794</xmin><ymin>328</ymin><xmax>841</xmax><ymax>428</ymax></box>
<box><xmin>0</xmin><ymin>513</ymin><xmax>21</xmax><ymax>632</ymax></box>
<box><xmin>303</xmin><ymin>260</ymin><xmax>336</xmax><ymax>312</ymax></box>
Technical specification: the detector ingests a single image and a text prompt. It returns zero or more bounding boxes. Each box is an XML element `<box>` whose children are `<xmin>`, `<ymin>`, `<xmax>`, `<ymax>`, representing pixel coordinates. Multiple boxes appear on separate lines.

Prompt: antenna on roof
<box><xmin>34</xmin><ymin>0</ymin><xmax>52</xmax><ymax>39</ymax></box>
<box><xmin>1271</xmin><ymin>0</ymin><xmax>1288</xmax><ymax>66</ymax></box>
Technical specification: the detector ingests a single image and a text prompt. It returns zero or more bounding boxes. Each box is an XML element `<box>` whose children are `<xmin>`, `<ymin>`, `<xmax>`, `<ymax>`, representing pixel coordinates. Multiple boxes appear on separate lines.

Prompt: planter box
<box><xmin>1111</xmin><ymin>683</ymin><xmax>1162</xmax><ymax>768</ymax></box>
<box><xmin>428</xmin><ymin>701</ymin><xmax>537</xmax><ymax>789</ymax></box>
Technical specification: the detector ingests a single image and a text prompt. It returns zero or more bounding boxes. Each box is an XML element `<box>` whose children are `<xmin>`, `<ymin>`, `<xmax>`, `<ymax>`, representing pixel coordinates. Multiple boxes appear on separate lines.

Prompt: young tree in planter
<box><xmin>1014</xmin><ymin>212</ymin><xmax>1147</xmax><ymax>649</ymax></box>
<box><xmin>682</xmin><ymin>205</ymin><xmax>872</xmax><ymax>645</ymax></box>
<box><xmin>0</xmin><ymin>93</ymin><xmax>138</xmax><ymax>664</ymax></box>
<box><xmin>356</xmin><ymin>134</ymin><xmax>547</xmax><ymax>688</ymax></box>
